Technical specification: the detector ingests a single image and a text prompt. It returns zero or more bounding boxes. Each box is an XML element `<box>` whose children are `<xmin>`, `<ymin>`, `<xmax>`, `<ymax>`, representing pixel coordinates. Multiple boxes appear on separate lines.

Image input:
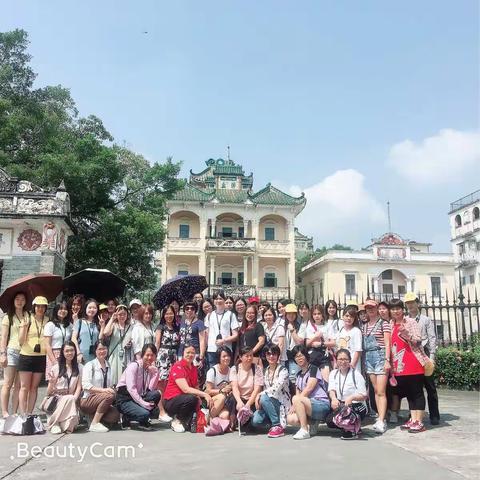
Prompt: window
<box><xmin>219</xmin><ymin>272</ymin><xmax>233</xmax><ymax>285</ymax></box>
<box><xmin>221</xmin><ymin>227</ymin><xmax>233</xmax><ymax>238</ymax></box>
<box><xmin>265</xmin><ymin>227</ymin><xmax>275</xmax><ymax>241</ymax></box>
<box><xmin>238</xmin><ymin>272</ymin><xmax>244</xmax><ymax>286</ymax></box>
<box><xmin>455</xmin><ymin>215</ymin><xmax>462</xmax><ymax>227</ymax></box>
<box><xmin>238</xmin><ymin>226</ymin><xmax>245</xmax><ymax>238</ymax></box>
<box><xmin>459</xmin><ymin>243</ymin><xmax>465</xmax><ymax>255</ymax></box>
<box><xmin>264</xmin><ymin>272</ymin><xmax>277</xmax><ymax>288</ymax></box>
<box><xmin>345</xmin><ymin>274</ymin><xmax>356</xmax><ymax>295</ymax></box>
<box><xmin>381</xmin><ymin>269</ymin><xmax>393</xmax><ymax>280</ymax></box>
<box><xmin>398</xmin><ymin>285</ymin><xmax>406</xmax><ymax>295</ymax></box>
<box><xmin>474</xmin><ymin>207</ymin><xmax>480</xmax><ymax>221</ymax></box>
<box><xmin>382</xmin><ymin>284</ymin><xmax>393</xmax><ymax>294</ymax></box>
<box><xmin>179</xmin><ymin>224</ymin><xmax>190</xmax><ymax>239</ymax></box>
<box><xmin>178</xmin><ymin>270</ymin><xmax>189</xmax><ymax>276</ymax></box>
<box><xmin>462</xmin><ymin>276</ymin><xmax>467</xmax><ymax>286</ymax></box>
<box><xmin>431</xmin><ymin>277</ymin><xmax>441</xmax><ymax>298</ymax></box>
<box><xmin>436</xmin><ymin>324</ymin><xmax>444</xmax><ymax>341</ymax></box>
<box><xmin>319</xmin><ymin>280</ymin><xmax>324</xmax><ymax>300</ymax></box>
<box><xmin>470</xmin><ymin>274</ymin><xmax>475</xmax><ymax>284</ymax></box>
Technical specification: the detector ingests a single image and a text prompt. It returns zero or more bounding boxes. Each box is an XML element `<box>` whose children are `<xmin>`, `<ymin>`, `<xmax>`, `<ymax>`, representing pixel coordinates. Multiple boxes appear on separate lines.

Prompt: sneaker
<box><xmin>267</xmin><ymin>425</ymin><xmax>285</xmax><ymax>438</ymax></box>
<box><xmin>88</xmin><ymin>422</ymin><xmax>109</xmax><ymax>433</ymax></box>
<box><xmin>309</xmin><ymin>421</ymin><xmax>319</xmax><ymax>436</ymax></box>
<box><xmin>171</xmin><ymin>417</ymin><xmax>185</xmax><ymax>433</ymax></box>
<box><xmin>158</xmin><ymin>414</ymin><xmax>172</xmax><ymax>423</ymax></box>
<box><xmin>400</xmin><ymin>418</ymin><xmax>414</xmax><ymax>430</ymax></box>
<box><xmin>408</xmin><ymin>421</ymin><xmax>426</xmax><ymax>433</ymax></box>
<box><xmin>341</xmin><ymin>431</ymin><xmax>358</xmax><ymax>440</ymax></box>
<box><xmin>389</xmin><ymin>412</ymin><xmax>399</xmax><ymax>424</ymax></box>
<box><xmin>293</xmin><ymin>428</ymin><xmax>310</xmax><ymax>440</ymax></box>
<box><xmin>135</xmin><ymin>423</ymin><xmax>153</xmax><ymax>432</ymax></box>
<box><xmin>368</xmin><ymin>411</ymin><xmax>379</xmax><ymax>418</ymax></box>
<box><xmin>372</xmin><ymin>420</ymin><xmax>387</xmax><ymax>434</ymax></box>
<box><xmin>50</xmin><ymin>425</ymin><xmax>62</xmax><ymax>435</ymax></box>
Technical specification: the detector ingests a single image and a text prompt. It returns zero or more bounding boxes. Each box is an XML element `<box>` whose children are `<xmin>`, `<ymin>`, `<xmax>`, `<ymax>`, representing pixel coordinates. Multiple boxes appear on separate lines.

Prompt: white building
<box><xmin>449</xmin><ymin>190</ymin><xmax>480</xmax><ymax>290</ymax></box>
<box><xmin>157</xmin><ymin>158</ymin><xmax>306</xmax><ymax>299</ymax></box>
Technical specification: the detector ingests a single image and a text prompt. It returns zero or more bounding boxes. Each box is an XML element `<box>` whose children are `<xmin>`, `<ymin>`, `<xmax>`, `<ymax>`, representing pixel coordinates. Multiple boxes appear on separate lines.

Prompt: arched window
<box><xmin>455</xmin><ymin>214</ymin><xmax>462</xmax><ymax>227</ymax></box>
<box><xmin>473</xmin><ymin>207</ymin><xmax>479</xmax><ymax>221</ymax></box>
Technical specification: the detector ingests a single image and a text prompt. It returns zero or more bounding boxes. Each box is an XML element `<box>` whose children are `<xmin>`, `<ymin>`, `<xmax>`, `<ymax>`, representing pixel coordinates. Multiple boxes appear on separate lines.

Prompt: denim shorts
<box><xmin>310</xmin><ymin>399</ymin><xmax>330</xmax><ymax>421</ymax></box>
<box><xmin>365</xmin><ymin>348</ymin><xmax>386</xmax><ymax>375</ymax></box>
<box><xmin>7</xmin><ymin>348</ymin><xmax>20</xmax><ymax>367</ymax></box>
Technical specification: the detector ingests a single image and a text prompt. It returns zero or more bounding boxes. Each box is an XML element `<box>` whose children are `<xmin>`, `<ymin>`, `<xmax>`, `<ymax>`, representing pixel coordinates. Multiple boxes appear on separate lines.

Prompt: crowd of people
<box><xmin>0</xmin><ymin>290</ymin><xmax>439</xmax><ymax>439</ymax></box>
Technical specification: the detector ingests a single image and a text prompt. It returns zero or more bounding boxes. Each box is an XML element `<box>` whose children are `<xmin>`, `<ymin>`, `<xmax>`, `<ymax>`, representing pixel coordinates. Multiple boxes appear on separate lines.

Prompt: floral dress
<box><xmin>156</xmin><ymin>324</ymin><xmax>180</xmax><ymax>380</ymax></box>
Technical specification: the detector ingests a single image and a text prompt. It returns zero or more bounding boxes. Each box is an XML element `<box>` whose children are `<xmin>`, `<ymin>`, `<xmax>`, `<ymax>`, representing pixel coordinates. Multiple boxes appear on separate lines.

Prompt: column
<box><xmin>243</xmin><ymin>220</ymin><xmax>249</xmax><ymax>238</ymax></box>
<box><xmin>288</xmin><ymin>257</ymin><xmax>295</xmax><ymax>299</ymax></box>
<box><xmin>243</xmin><ymin>256</ymin><xmax>249</xmax><ymax>285</ymax></box>
<box><xmin>406</xmin><ymin>277</ymin><xmax>414</xmax><ymax>294</ymax></box>
<box><xmin>373</xmin><ymin>277</ymin><xmax>379</xmax><ymax>295</ymax></box>
<box><xmin>210</xmin><ymin>219</ymin><xmax>216</xmax><ymax>238</ymax></box>
<box><xmin>210</xmin><ymin>255</ymin><xmax>216</xmax><ymax>286</ymax></box>
<box><xmin>199</xmin><ymin>253</ymin><xmax>206</xmax><ymax>276</ymax></box>
<box><xmin>252</xmin><ymin>255</ymin><xmax>259</xmax><ymax>290</ymax></box>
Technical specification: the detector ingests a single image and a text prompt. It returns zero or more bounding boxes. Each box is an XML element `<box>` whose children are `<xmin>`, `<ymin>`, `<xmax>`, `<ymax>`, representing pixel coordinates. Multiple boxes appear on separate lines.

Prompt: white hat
<box><xmin>129</xmin><ymin>299</ymin><xmax>142</xmax><ymax>308</ymax></box>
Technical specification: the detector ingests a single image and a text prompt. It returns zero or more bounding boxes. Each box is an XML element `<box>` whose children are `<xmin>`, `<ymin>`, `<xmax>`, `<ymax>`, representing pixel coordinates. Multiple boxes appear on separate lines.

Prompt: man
<box><xmin>404</xmin><ymin>292</ymin><xmax>440</xmax><ymax>425</ymax></box>
<box><xmin>129</xmin><ymin>299</ymin><xmax>142</xmax><ymax>325</ymax></box>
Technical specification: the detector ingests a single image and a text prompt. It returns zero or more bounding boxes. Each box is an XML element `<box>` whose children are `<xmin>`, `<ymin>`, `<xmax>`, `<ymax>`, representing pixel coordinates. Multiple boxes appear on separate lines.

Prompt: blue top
<box><xmin>74</xmin><ymin>319</ymin><xmax>99</xmax><ymax>362</ymax></box>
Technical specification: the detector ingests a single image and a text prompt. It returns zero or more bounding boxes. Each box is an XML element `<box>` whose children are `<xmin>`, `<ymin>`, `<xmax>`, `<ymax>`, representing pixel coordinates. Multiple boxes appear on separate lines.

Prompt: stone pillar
<box><xmin>210</xmin><ymin>219</ymin><xmax>216</xmax><ymax>238</ymax></box>
<box><xmin>252</xmin><ymin>255</ymin><xmax>259</xmax><ymax>289</ymax></box>
<box><xmin>210</xmin><ymin>255</ymin><xmax>216</xmax><ymax>286</ymax></box>
<box><xmin>243</xmin><ymin>256</ymin><xmax>249</xmax><ymax>285</ymax></box>
<box><xmin>243</xmin><ymin>220</ymin><xmax>249</xmax><ymax>238</ymax></box>
<box><xmin>199</xmin><ymin>253</ymin><xmax>206</xmax><ymax>276</ymax></box>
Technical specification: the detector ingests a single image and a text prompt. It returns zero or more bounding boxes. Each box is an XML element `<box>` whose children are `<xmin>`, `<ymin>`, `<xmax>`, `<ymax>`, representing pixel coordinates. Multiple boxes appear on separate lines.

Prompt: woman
<box><xmin>287</xmin><ymin>345</ymin><xmax>330</xmax><ymax>440</ymax></box>
<box><xmin>72</xmin><ymin>299</ymin><xmax>100</xmax><ymax>364</ymax></box>
<box><xmin>205</xmin><ymin>346</ymin><xmax>234</xmax><ymax>425</ymax></box>
<box><xmin>389</xmin><ymin>299</ymin><xmax>427</xmax><ymax>433</ymax></box>
<box><xmin>234</xmin><ymin>298</ymin><xmax>247</xmax><ymax>325</ymax></box>
<box><xmin>105</xmin><ymin>299</ymin><xmax>117</xmax><ymax>320</ymax></box>
<box><xmin>198</xmin><ymin>298</ymin><xmax>214</xmax><ymax>322</ymax></box>
<box><xmin>275</xmin><ymin>300</ymin><xmax>288</xmax><ymax>321</ymax></box>
<box><xmin>284</xmin><ymin>304</ymin><xmax>305</xmax><ymax>380</ymax></box>
<box><xmin>258</xmin><ymin>302</ymin><xmax>270</xmax><ymax>322</ymax></box>
<box><xmin>237</xmin><ymin>305</ymin><xmax>265</xmax><ymax>364</ymax></box>
<box><xmin>225</xmin><ymin>296</ymin><xmax>235</xmax><ymax>311</ymax></box>
<box><xmin>155</xmin><ymin>305</ymin><xmax>180</xmax><ymax>422</ymax></box>
<box><xmin>18</xmin><ymin>296</ymin><xmax>49</xmax><ymax>415</ymax></box>
<box><xmin>328</xmin><ymin>348</ymin><xmax>368</xmax><ymax>440</ymax></box>
<box><xmin>69</xmin><ymin>294</ymin><xmax>84</xmax><ymax>324</ymax></box>
<box><xmin>252</xmin><ymin>344</ymin><xmax>290</xmax><ymax>438</ymax></box>
<box><xmin>333</xmin><ymin>307</ymin><xmax>363</xmax><ymax>374</ymax></box>
<box><xmin>378</xmin><ymin>301</ymin><xmax>390</xmax><ymax>322</ymax></box>
<box><xmin>231</xmin><ymin>346</ymin><xmax>264</xmax><ymax>422</ymax></box>
<box><xmin>178</xmin><ymin>301</ymin><xmax>206</xmax><ymax>376</ymax></box>
<box><xmin>262</xmin><ymin>307</ymin><xmax>285</xmax><ymax>360</ymax></box>
<box><xmin>43</xmin><ymin>341</ymin><xmax>82</xmax><ymax>434</ymax></box>
<box><xmin>164</xmin><ymin>344</ymin><xmax>213</xmax><ymax>433</ymax></box>
<box><xmin>116</xmin><ymin>343</ymin><xmax>160</xmax><ymax>431</ymax></box>
<box><xmin>305</xmin><ymin>305</ymin><xmax>330</xmax><ymax>381</ymax></box>
<box><xmin>362</xmin><ymin>299</ymin><xmax>391</xmax><ymax>434</ymax></box>
<box><xmin>192</xmin><ymin>292</ymin><xmax>204</xmax><ymax>306</ymax></box>
<box><xmin>325</xmin><ymin>299</ymin><xmax>344</xmax><ymax>340</ymax></box>
<box><xmin>44</xmin><ymin>301</ymin><xmax>73</xmax><ymax>379</ymax></box>
<box><xmin>101</xmin><ymin>304</ymin><xmax>133</xmax><ymax>385</ymax></box>
<box><xmin>297</xmin><ymin>302</ymin><xmax>310</xmax><ymax>338</ymax></box>
<box><xmin>1</xmin><ymin>292</ymin><xmax>29</xmax><ymax>418</ymax></box>
<box><xmin>131</xmin><ymin>304</ymin><xmax>155</xmax><ymax>360</ymax></box>
<box><xmin>80</xmin><ymin>340</ymin><xmax>120</xmax><ymax>432</ymax></box>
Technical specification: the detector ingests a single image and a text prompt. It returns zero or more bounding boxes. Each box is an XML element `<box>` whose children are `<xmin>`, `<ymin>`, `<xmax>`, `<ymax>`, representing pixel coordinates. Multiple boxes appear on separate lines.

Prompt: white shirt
<box><xmin>264</xmin><ymin>320</ymin><xmax>287</xmax><ymax>361</ymax></box>
<box><xmin>326</xmin><ymin>318</ymin><xmax>344</xmax><ymax>340</ymax></box>
<box><xmin>205</xmin><ymin>310</ymin><xmax>239</xmax><ymax>352</ymax></box>
<box><xmin>82</xmin><ymin>358</ymin><xmax>113</xmax><ymax>397</ymax></box>
<box><xmin>206</xmin><ymin>365</ymin><xmax>232</xmax><ymax>388</ymax></box>
<box><xmin>131</xmin><ymin>323</ymin><xmax>155</xmax><ymax>355</ymax></box>
<box><xmin>328</xmin><ymin>368</ymin><xmax>367</xmax><ymax>404</ymax></box>
<box><xmin>44</xmin><ymin>322</ymin><xmax>73</xmax><ymax>349</ymax></box>
<box><xmin>305</xmin><ymin>322</ymin><xmax>327</xmax><ymax>340</ymax></box>
<box><xmin>335</xmin><ymin>326</ymin><xmax>363</xmax><ymax>374</ymax></box>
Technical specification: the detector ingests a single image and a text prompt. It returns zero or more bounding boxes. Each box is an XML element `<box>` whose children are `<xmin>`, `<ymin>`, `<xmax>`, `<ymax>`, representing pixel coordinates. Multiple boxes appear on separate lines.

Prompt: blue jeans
<box><xmin>252</xmin><ymin>394</ymin><xmax>281</xmax><ymax>427</ymax></box>
<box><xmin>310</xmin><ymin>398</ymin><xmax>331</xmax><ymax>421</ymax></box>
<box><xmin>117</xmin><ymin>390</ymin><xmax>160</xmax><ymax>425</ymax></box>
<box><xmin>206</xmin><ymin>352</ymin><xmax>218</xmax><ymax>370</ymax></box>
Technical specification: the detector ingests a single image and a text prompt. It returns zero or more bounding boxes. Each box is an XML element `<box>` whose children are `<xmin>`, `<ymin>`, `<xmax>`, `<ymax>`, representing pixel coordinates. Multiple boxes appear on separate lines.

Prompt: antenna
<box><xmin>387</xmin><ymin>201</ymin><xmax>392</xmax><ymax>232</ymax></box>
<box><xmin>227</xmin><ymin>145</ymin><xmax>231</xmax><ymax>161</ymax></box>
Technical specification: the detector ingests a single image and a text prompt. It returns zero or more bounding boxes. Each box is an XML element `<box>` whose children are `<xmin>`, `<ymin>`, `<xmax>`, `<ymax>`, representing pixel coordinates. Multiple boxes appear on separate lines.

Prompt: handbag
<box><xmin>40</xmin><ymin>395</ymin><xmax>60</xmax><ymax>415</ymax></box>
<box><xmin>424</xmin><ymin>359</ymin><xmax>435</xmax><ymax>377</ymax></box>
<box><xmin>333</xmin><ymin>405</ymin><xmax>361</xmax><ymax>434</ymax></box>
<box><xmin>3</xmin><ymin>415</ymin><xmax>45</xmax><ymax>435</ymax></box>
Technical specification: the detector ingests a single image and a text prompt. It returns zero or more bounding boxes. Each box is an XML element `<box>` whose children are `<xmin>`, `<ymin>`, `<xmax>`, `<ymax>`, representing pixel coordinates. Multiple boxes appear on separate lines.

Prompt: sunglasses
<box><xmin>184</xmin><ymin>306</ymin><xmax>196</xmax><ymax>311</ymax></box>
<box><xmin>266</xmin><ymin>352</ymin><xmax>278</xmax><ymax>356</ymax></box>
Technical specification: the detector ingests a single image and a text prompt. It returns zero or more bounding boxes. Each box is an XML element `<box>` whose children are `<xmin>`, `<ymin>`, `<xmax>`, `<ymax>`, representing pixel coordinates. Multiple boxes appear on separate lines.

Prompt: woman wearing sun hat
<box><xmin>18</xmin><ymin>296</ymin><xmax>49</xmax><ymax>415</ymax></box>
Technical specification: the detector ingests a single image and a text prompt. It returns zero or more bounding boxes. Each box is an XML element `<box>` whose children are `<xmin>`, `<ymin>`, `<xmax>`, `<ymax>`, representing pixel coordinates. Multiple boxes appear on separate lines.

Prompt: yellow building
<box><xmin>298</xmin><ymin>232</ymin><xmax>456</xmax><ymax>304</ymax></box>
<box><xmin>157</xmin><ymin>158</ymin><xmax>306</xmax><ymax>299</ymax></box>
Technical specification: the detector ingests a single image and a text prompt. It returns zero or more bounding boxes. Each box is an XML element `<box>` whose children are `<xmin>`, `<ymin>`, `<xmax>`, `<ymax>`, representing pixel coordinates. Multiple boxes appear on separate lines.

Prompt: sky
<box><xmin>3</xmin><ymin>1</ymin><xmax>479</xmax><ymax>251</ymax></box>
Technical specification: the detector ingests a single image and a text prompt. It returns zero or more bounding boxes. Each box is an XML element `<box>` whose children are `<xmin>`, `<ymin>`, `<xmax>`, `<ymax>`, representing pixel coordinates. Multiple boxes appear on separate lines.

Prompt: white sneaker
<box><xmin>372</xmin><ymin>420</ymin><xmax>387</xmax><ymax>434</ymax></box>
<box><xmin>50</xmin><ymin>425</ymin><xmax>62</xmax><ymax>435</ymax></box>
<box><xmin>171</xmin><ymin>418</ymin><xmax>185</xmax><ymax>433</ymax></box>
<box><xmin>293</xmin><ymin>428</ymin><xmax>310</xmax><ymax>440</ymax></box>
<box><xmin>158</xmin><ymin>414</ymin><xmax>173</xmax><ymax>423</ymax></box>
<box><xmin>389</xmin><ymin>412</ymin><xmax>398</xmax><ymax>424</ymax></box>
<box><xmin>89</xmin><ymin>422</ymin><xmax>109</xmax><ymax>433</ymax></box>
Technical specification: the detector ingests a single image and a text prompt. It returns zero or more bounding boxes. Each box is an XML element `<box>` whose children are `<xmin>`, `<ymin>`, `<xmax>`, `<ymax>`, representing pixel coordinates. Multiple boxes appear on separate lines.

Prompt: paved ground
<box><xmin>0</xmin><ymin>388</ymin><xmax>478</xmax><ymax>480</ymax></box>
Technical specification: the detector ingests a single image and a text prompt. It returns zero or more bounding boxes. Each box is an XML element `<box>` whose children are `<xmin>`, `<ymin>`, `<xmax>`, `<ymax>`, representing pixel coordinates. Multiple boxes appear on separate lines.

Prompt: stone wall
<box><xmin>1</xmin><ymin>256</ymin><xmax>41</xmax><ymax>292</ymax></box>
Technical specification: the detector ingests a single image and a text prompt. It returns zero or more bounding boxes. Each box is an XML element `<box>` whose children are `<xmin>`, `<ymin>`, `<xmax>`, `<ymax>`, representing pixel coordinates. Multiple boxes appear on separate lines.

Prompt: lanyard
<box><xmin>141</xmin><ymin>367</ymin><xmax>149</xmax><ymax>395</ymax></box>
<box><xmin>214</xmin><ymin>311</ymin><xmax>226</xmax><ymax>331</ymax></box>
<box><xmin>100</xmin><ymin>366</ymin><xmax>109</xmax><ymax>388</ymax></box>
<box><xmin>339</xmin><ymin>368</ymin><xmax>351</xmax><ymax>399</ymax></box>
<box><xmin>86</xmin><ymin>321</ymin><xmax>97</xmax><ymax>344</ymax></box>
<box><xmin>33</xmin><ymin>317</ymin><xmax>45</xmax><ymax>342</ymax></box>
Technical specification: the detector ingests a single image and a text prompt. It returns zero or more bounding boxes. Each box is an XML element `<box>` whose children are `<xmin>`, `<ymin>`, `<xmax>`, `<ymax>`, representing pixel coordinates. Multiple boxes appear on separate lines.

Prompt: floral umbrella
<box><xmin>152</xmin><ymin>275</ymin><xmax>208</xmax><ymax>310</ymax></box>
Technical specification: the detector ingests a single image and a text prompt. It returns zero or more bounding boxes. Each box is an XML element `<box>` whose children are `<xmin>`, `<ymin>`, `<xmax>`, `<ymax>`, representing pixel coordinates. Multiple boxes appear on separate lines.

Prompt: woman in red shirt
<box><xmin>163</xmin><ymin>343</ymin><xmax>213</xmax><ymax>433</ymax></box>
<box><xmin>389</xmin><ymin>299</ymin><xmax>426</xmax><ymax>433</ymax></box>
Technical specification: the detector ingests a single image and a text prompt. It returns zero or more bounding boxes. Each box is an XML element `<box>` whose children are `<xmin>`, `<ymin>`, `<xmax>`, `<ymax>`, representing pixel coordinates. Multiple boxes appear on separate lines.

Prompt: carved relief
<box><xmin>17</xmin><ymin>198</ymin><xmax>63</xmax><ymax>215</ymax></box>
<box><xmin>0</xmin><ymin>198</ymin><xmax>14</xmax><ymax>212</ymax></box>
<box><xmin>58</xmin><ymin>228</ymin><xmax>66</xmax><ymax>254</ymax></box>
<box><xmin>17</xmin><ymin>229</ymin><xmax>42</xmax><ymax>251</ymax></box>
<box><xmin>41</xmin><ymin>221</ymin><xmax>58</xmax><ymax>250</ymax></box>
<box><xmin>17</xmin><ymin>180</ymin><xmax>43</xmax><ymax>193</ymax></box>
<box><xmin>0</xmin><ymin>169</ymin><xmax>17</xmax><ymax>192</ymax></box>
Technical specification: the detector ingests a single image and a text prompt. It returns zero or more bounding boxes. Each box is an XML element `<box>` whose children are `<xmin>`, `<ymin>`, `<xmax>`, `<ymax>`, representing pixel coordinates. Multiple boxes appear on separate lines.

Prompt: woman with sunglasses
<box><xmin>252</xmin><ymin>344</ymin><xmax>290</xmax><ymax>438</ymax></box>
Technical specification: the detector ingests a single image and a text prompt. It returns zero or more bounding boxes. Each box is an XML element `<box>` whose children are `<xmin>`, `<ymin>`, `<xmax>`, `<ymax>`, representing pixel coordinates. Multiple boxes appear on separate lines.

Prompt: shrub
<box><xmin>434</xmin><ymin>346</ymin><xmax>480</xmax><ymax>390</ymax></box>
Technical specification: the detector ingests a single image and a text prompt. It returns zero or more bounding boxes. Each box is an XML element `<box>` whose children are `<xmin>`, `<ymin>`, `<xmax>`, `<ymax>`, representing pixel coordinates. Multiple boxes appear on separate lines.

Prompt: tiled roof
<box><xmin>251</xmin><ymin>183</ymin><xmax>306</xmax><ymax>206</ymax></box>
<box><xmin>172</xmin><ymin>183</ymin><xmax>212</xmax><ymax>202</ymax></box>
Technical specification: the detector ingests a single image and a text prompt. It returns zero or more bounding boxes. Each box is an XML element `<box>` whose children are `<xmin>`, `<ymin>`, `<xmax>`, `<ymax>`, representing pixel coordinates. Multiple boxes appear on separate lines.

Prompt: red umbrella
<box><xmin>0</xmin><ymin>273</ymin><xmax>64</xmax><ymax>311</ymax></box>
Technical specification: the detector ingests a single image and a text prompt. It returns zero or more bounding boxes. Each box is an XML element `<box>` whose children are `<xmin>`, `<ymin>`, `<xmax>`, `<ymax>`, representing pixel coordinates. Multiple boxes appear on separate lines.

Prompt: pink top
<box><xmin>117</xmin><ymin>359</ymin><xmax>159</xmax><ymax>409</ymax></box>
<box><xmin>230</xmin><ymin>363</ymin><xmax>264</xmax><ymax>398</ymax></box>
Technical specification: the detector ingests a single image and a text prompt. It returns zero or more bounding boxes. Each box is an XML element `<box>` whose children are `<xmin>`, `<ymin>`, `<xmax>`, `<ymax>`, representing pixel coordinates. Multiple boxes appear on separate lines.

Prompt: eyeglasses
<box><xmin>337</xmin><ymin>358</ymin><xmax>350</xmax><ymax>362</ymax></box>
<box><xmin>266</xmin><ymin>352</ymin><xmax>278</xmax><ymax>356</ymax></box>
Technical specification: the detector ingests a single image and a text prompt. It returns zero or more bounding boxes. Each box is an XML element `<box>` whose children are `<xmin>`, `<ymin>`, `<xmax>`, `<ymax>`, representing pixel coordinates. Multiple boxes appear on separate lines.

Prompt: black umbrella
<box><xmin>63</xmin><ymin>268</ymin><xmax>126</xmax><ymax>302</ymax></box>
<box><xmin>153</xmin><ymin>274</ymin><xmax>208</xmax><ymax>310</ymax></box>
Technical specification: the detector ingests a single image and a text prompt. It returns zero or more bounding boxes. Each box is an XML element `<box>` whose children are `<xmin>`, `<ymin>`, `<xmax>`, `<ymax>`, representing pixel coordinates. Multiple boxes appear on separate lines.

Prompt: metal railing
<box><xmin>450</xmin><ymin>189</ymin><xmax>480</xmax><ymax>212</ymax></box>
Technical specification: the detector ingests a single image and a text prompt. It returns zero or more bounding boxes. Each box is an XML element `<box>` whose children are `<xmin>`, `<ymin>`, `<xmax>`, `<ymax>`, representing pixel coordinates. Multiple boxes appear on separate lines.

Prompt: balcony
<box><xmin>167</xmin><ymin>237</ymin><xmax>202</xmax><ymax>251</ymax></box>
<box><xmin>459</xmin><ymin>252</ymin><xmax>479</xmax><ymax>267</ymax></box>
<box><xmin>257</xmin><ymin>240</ymin><xmax>290</xmax><ymax>255</ymax></box>
<box><xmin>208</xmin><ymin>284</ymin><xmax>256</xmax><ymax>297</ymax></box>
<box><xmin>206</xmin><ymin>237</ymin><xmax>256</xmax><ymax>251</ymax></box>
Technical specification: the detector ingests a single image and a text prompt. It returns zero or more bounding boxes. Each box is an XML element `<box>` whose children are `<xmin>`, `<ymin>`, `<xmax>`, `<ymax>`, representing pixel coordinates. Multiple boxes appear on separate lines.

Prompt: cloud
<box><xmin>387</xmin><ymin>129</ymin><xmax>480</xmax><ymax>185</ymax></box>
<box><xmin>274</xmin><ymin>169</ymin><xmax>386</xmax><ymax>247</ymax></box>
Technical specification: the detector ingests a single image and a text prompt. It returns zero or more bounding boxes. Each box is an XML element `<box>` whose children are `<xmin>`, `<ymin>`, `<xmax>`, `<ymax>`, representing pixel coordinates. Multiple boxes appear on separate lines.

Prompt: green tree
<box><xmin>0</xmin><ymin>29</ymin><xmax>183</xmax><ymax>291</ymax></box>
<box><xmin>296</xmin><ymin>244</ymin><xmax>352</xmax><ymax>274</ymax></box>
